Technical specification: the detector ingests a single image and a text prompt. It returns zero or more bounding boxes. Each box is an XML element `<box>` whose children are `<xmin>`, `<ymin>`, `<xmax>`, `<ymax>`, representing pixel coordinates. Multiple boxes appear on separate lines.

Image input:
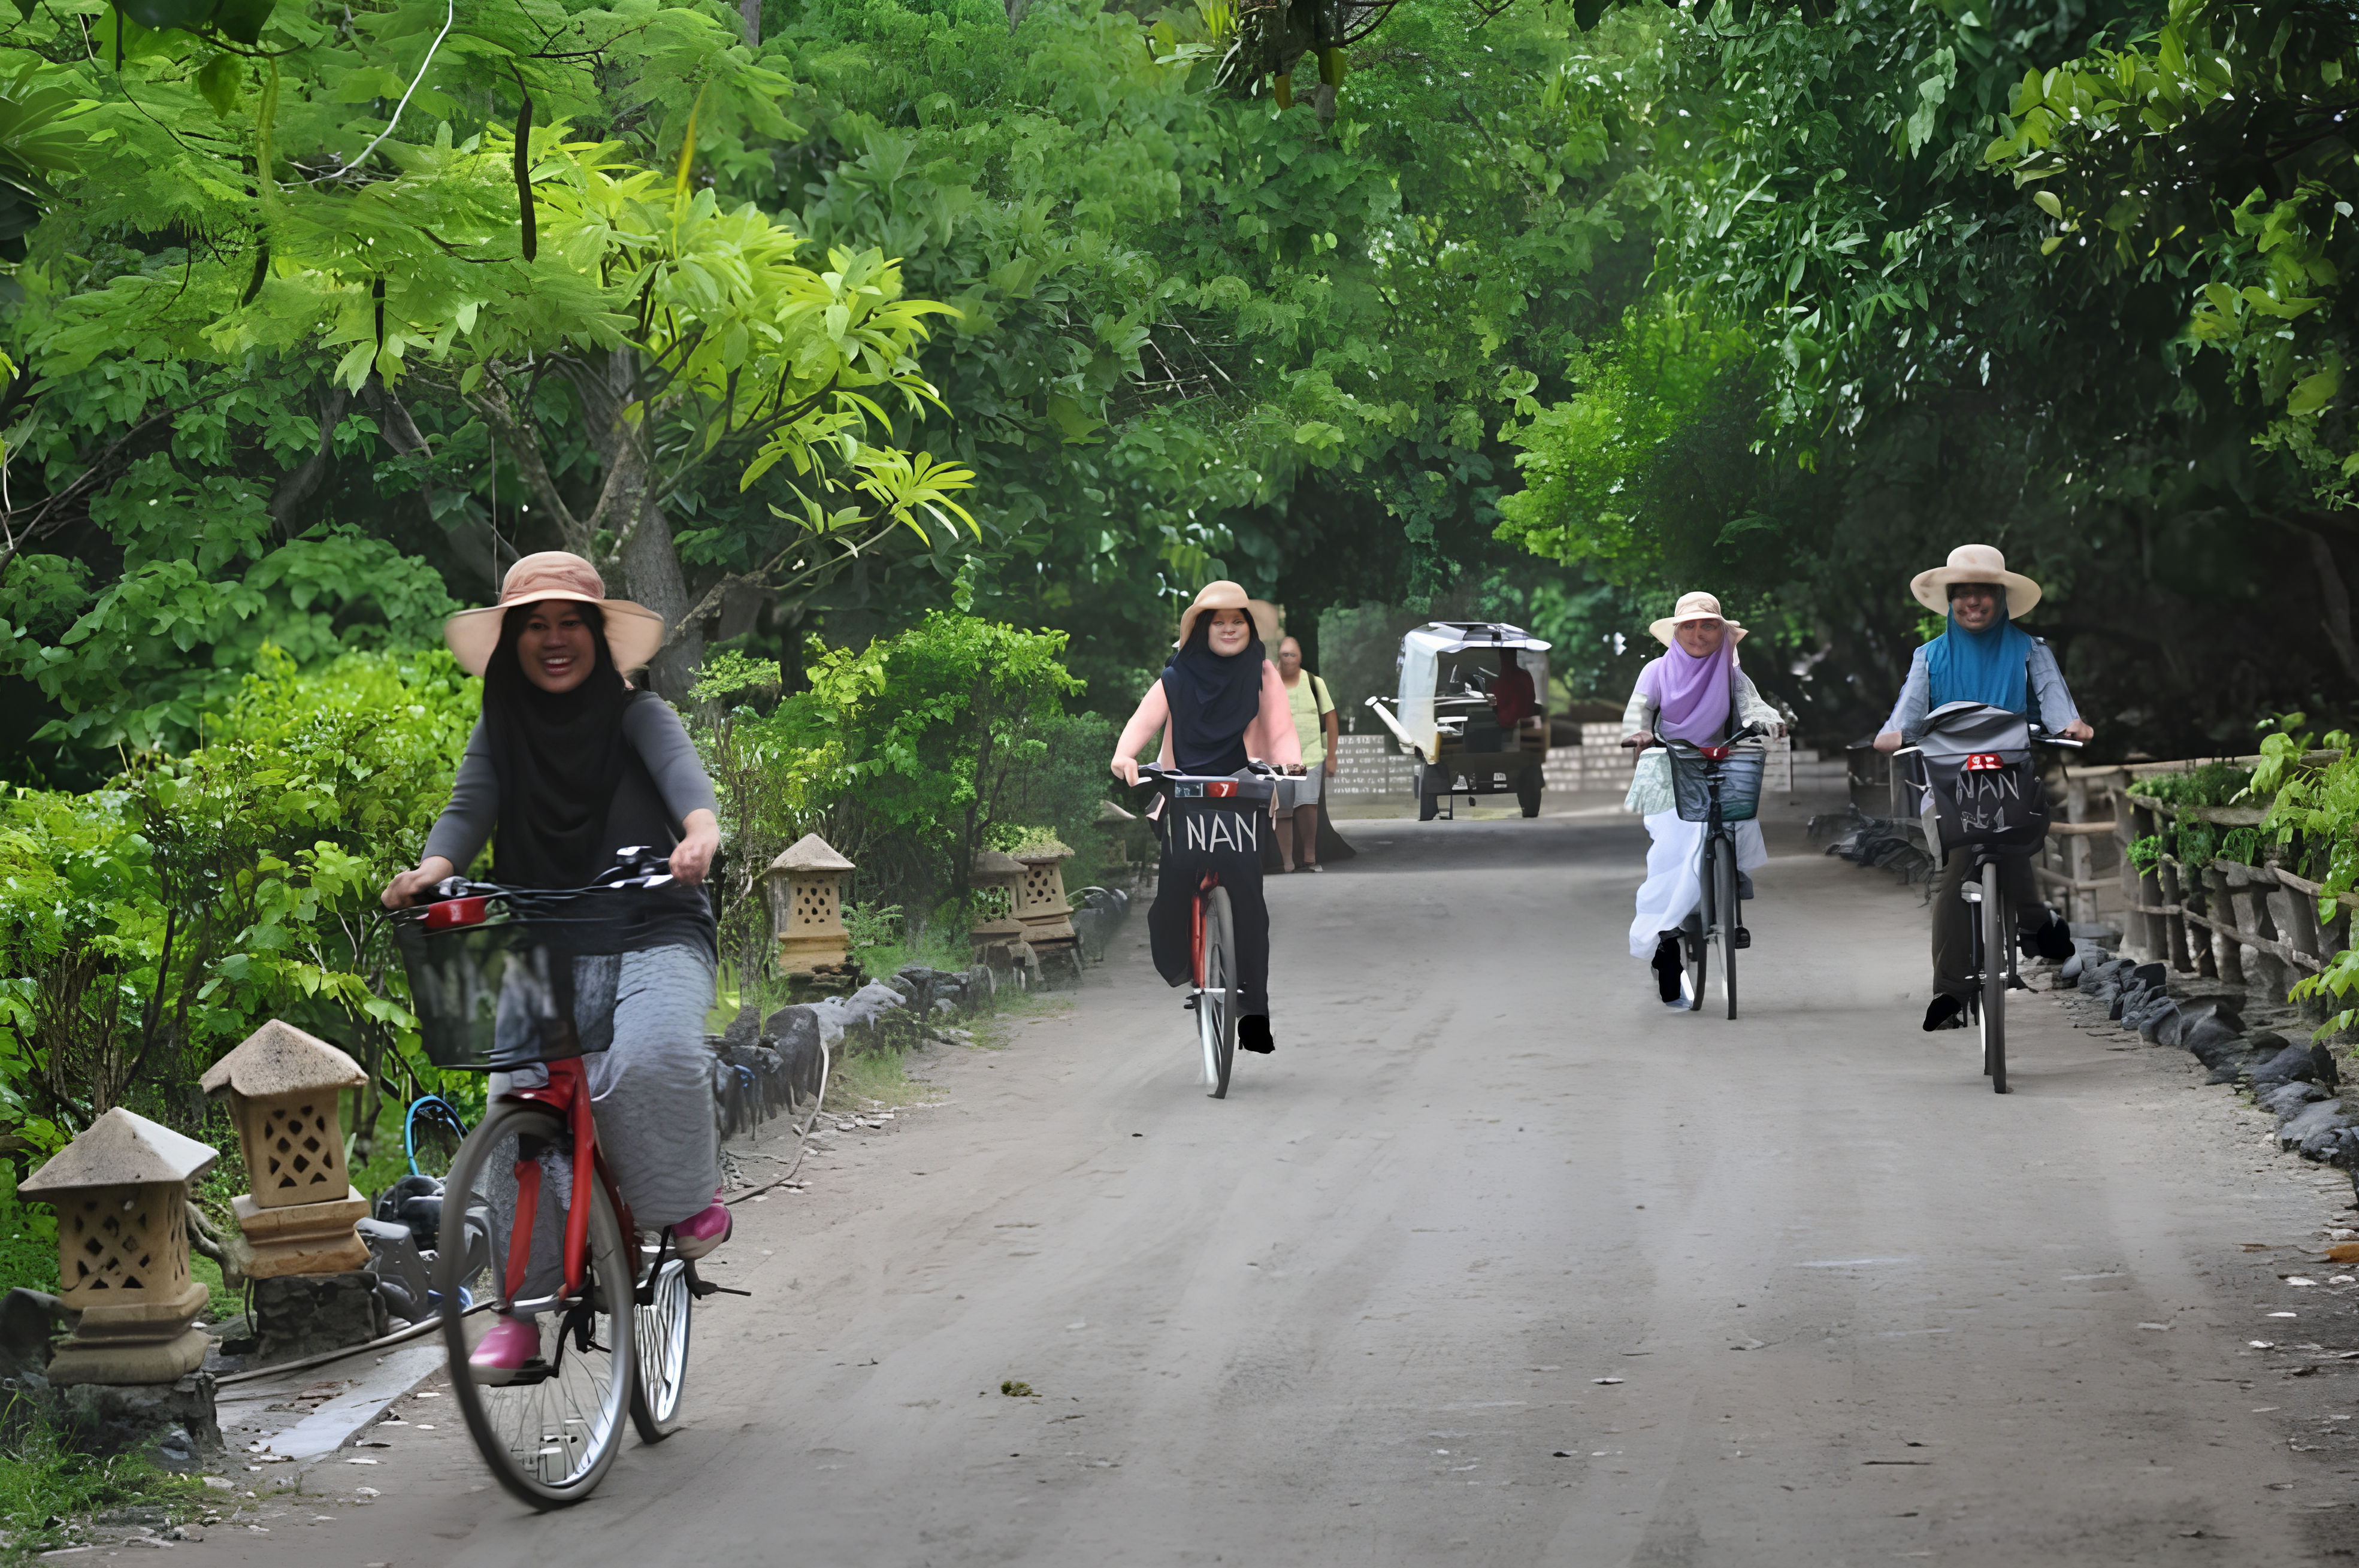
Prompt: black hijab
<box><xmin>1160</xmin><ymin>612</ymin><xmax>1265</xmax><ymax>773</ymax></box>
<box><xmin>482</xmin><ymin>600</ymin><xmax>635</xmax><ymax>888</ymax></box>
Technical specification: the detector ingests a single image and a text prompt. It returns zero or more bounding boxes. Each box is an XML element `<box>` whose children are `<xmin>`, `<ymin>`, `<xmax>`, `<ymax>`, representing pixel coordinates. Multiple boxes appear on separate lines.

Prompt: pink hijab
<box><xmin>1635</xmin><ymin>638</ymin><xmax>1738</xmax><ymax>744</ymax></box>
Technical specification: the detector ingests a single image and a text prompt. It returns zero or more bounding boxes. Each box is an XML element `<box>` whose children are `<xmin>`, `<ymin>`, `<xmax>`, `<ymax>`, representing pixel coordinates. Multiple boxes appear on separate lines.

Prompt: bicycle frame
<box><xmin>498</xmin><ymin>1057</ymin><xmax>636</xmax><ymax>1307</ymax></box>
<box><xmin>1189</xmin><ymin>871</ymin><xmax>1218</xmax><ymax>987</ymax></box>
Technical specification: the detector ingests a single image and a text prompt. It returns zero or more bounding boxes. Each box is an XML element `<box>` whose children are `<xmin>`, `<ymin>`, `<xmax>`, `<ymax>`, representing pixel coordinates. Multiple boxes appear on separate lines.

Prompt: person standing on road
<box><xmin>380</xmin><ymin>551</ymin><xmax>734</xmax><ymax>1381</ymax></box>
<box><xmin>1622</xmin><ymin>592</ymin><xmax>1786</xmax><ymax>1006</ymax></box>
<box><xmin>1871</xmin><ymin>544</ymin><xmax>2094</xmax><ymax>1031</ymax></box>
<box><xmin>1111</xmin><ymin>582</ymin><xmax>1302</xmax><ymax>1055</ymax></box>
<box><xmin>1274</xmin><ymin>635</ymin><xmax>1339</xmax><ymax>873</ymax></box>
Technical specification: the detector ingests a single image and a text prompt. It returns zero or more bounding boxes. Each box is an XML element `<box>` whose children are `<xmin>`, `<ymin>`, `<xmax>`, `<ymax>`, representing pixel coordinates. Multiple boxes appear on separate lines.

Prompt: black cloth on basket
<box><xmin>1148</xmin><ymin>798</ymin><xmax>1270</xmax><ymax>1018</ymax></box>
<box><xmin>1160</xmin><ymin>618</ymin><xmax>1266</xmax><ymax>775</ymax></box>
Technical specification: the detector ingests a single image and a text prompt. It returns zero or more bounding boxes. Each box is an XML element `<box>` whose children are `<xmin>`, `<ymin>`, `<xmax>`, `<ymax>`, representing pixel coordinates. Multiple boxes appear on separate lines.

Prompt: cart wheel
<box><xmin>1415</xmin><ymin>765</ymin><xmax>1440</xmax><ymax>822</ymax></box>
<box><xmin>1517</xmin><ymin>772</ymin><xmax>1543</xmax><ymax>818</ymax></box>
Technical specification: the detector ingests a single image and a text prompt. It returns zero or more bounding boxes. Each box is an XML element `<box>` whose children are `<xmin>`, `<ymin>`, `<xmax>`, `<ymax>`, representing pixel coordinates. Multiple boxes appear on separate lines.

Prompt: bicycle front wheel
<box><xmin>1199</xmin><ymin>885</ymin><xmax>1239</xmax><ymax>1099</ymax></box>
<box><xmin>1982</xmin><ymin>862</ymin><xmax>2007</xmax><ymax>1094</ymax></box>
<box><xmin>631</xmin><ymin>1255</ymin><xmax>692</xmax><ymax>1442</ymax></box>
<box><xmin>435</xmin><ymin>1099</ymin><xmax>637</xmax><ymax>1508</ymax></box>
<box><xmin>1713</xmin><ymin>835</ymin><xmax>1740</xmax><ymax>1020</ymax></box>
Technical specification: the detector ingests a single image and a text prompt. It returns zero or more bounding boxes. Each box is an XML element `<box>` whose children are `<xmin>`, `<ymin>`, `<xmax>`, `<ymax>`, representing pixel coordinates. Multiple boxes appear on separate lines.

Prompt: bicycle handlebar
<box><xmin>385</xmin><ymin>846</ymin><xmax>679</xmax><ymax>913</ymax></box>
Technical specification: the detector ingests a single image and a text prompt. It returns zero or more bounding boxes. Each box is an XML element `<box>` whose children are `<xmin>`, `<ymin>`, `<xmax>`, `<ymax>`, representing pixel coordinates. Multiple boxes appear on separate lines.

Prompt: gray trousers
<box><xmin>485</xmin><ymin>944</ymin><xmax>718</xmax><ymax>1303</ymax></box>
<box><xmin>1932</xmin><ymin>849</ymin><xmax>2043</xmax><ymax>1002</ymax></box>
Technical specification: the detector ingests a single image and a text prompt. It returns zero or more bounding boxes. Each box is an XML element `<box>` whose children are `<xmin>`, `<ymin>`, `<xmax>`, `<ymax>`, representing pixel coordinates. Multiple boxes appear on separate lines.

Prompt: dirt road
<box><xmin>190</xmin><ymin>807</ymin><xmax>2359</xmax><ymax>1566</ymax></box>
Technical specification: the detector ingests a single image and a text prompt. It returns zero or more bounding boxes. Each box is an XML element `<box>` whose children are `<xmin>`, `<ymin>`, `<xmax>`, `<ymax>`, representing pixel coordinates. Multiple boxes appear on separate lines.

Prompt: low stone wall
<box><xmin>1329</xmin><ymin>727</ymin><xmax>1832</xmax><ymax>806</ymax></box>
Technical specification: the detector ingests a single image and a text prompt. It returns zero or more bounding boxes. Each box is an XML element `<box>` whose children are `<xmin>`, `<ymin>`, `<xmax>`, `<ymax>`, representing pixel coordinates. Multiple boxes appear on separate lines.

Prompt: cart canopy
<box><xmin>1393</xmin><ymin>622</ymin><xmax>1551</xmax><ymax>763</ymax></box>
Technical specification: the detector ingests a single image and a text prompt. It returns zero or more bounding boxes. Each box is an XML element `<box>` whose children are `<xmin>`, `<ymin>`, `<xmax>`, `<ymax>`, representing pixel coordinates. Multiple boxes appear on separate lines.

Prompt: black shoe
<box><xmin>1238</xmin><ymin>1015</ymin><xmax>1275</xmax><ymax>1054</ymax></box>
<box><xmin>1732</xmin><ymin>927</ymin><xmax>1752</xmax><ymax>950</ymax></box>
<box><xmin>1650</xmin><ymin>931</ymin><xmax>1683</xmax><ymax>1003</ymax></box>
<box><xmin>2018</xmin><ymin>909</ymin><xmax>2075</xmax><ymax>962</ymax></box>
<box><xmin>1922</xmin><ymin>994</ymin><xmax>1965</xmax><ymax>1031</ymax></box>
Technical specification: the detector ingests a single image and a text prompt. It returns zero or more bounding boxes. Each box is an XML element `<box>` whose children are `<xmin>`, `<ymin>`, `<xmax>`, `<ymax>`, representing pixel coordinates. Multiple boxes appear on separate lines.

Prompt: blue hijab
<box><xmin>1925</xmin><ymin>603</ymin><xmax>2035</xmax><ymax>713</ymax></box>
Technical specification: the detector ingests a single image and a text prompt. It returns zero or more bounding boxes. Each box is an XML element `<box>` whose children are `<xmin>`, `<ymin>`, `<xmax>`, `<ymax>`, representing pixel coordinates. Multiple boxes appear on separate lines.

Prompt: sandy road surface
<box><xmin>187</xmin><ymin>807</ymin><xmax>2359</xmax><ymax>1567</ymax></box>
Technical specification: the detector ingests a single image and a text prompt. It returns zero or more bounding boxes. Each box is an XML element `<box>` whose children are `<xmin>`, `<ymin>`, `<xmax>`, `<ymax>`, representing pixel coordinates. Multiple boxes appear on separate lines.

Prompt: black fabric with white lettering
<box><xmin>1145</xmin><ymin>798</ymin><xmax>1270</xmax><ymax>1017</ymax></box>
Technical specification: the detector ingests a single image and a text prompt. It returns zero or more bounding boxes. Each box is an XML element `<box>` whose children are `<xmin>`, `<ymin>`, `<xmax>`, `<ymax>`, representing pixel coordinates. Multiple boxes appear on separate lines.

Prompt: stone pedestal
<box><xmin>251</xmin><ymin>1273</ymin><xmax>388</xmax><ymax>1366</ymax></box>
<box><xmin>785</xmin><ymin>963</ymin><xmax>864</xmax><ymax>1004</ymax></box>
<box><xmin>47</xmin><ymin>1322</ymin><xmax>211</xmax><ymax>1388</ymax></box>
<box><xmin>234</xmin><ymin>1188</ymin><xmax>370</xmax><ymax>1279</ymax></box>
<box><xmin>52</xmin><ymin>1371</ymin><xmax>220</xmax><ymax>1464</ymax></box>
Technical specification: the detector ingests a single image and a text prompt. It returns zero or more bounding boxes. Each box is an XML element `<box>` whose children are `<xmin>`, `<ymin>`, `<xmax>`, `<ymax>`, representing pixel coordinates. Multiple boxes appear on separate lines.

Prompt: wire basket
<box><xmin>1668</xmin><ymin>743</ymin><xmax>1767</xmax><ymax>824</ymax></box>
<box><xmin>390</xmin><ymin>896</ymin><xmax>634</xmax><ymax>1071</ymax></box>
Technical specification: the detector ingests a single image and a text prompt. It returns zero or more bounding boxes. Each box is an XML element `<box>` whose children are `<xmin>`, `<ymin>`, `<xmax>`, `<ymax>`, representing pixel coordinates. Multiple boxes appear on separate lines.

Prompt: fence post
<box><xmin>2124</xmin><ymin>797</ymin><xmax>2157</xmax><ymax>960</ymax></box>
<box><xmin>2204</xmin><ymin>865</ymin><xmax>2246</xmax><ymax>988</ymax></box>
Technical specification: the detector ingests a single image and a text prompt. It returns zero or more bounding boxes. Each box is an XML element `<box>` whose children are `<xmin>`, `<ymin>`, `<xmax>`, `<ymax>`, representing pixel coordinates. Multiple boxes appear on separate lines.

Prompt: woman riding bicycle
<box><xmin>1622</xmin><ymin>592</ymin><xmax>1785</xmax><ymax>1006</ymax></box>
<box><xmin>1111</xmin><ymin>582</ymin><xmax>1302</xmax><ymax>1055</ymax></box>
<box><xmin>1870</xmin><ymin>544</ymin><xmax>2092</xmax><ymax>1031</ymax></box>
<box><xmin>380</xmin><ymin>551</ymin><xmax>731</xmax><ymax>1379</ymax></box>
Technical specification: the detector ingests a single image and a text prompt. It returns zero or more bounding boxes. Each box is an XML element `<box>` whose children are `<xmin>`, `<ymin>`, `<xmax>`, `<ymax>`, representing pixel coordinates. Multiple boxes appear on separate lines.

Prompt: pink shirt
<box><xmin>1115</xmin><ymin>660</ymin><xmax>1302</xmax><ymax>774</ymax></box>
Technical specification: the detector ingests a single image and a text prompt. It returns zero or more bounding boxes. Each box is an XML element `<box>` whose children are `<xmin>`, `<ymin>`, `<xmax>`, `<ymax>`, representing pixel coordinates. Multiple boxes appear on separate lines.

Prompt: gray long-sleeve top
<box><xmin>1880</xmin><ymin>638</ymin><xmax>2080</xmax><ymax>744</ymax></box>
<box><xmin>422</xmin><ymin>697</ymin><xmax>718</xmax><ymax>874</ymax></box>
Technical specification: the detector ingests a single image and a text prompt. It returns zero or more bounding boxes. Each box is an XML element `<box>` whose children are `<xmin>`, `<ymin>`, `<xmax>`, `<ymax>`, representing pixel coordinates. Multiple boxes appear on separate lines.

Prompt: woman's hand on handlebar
<box><xmin>671</xmin><ymin>810</ymin><xmax>721</xmax><ymax>886</ymax></box>
<box><xmin>381</xmin><ymin>856</ymin><xmax>456</xmax><ymax>910</ymax></box>
<box><xmin>1111</xmin><ymin>755</ymin><xmax>1142</xmax><ymax>786</ymax></box>
<box><xmin>1621</xmin><ymin>730</ymin><xmax>1654</xmax><ymax>750</ymax></box>
<box><xmin>1873</xmin><ymin>730</ymin><xmax>1904</xmax><ymax>754</ymax></box>
<box><xmin>2061</xmin><ymin>718</ymin><xmax>2094</xmax><ymax>742</ymax></box>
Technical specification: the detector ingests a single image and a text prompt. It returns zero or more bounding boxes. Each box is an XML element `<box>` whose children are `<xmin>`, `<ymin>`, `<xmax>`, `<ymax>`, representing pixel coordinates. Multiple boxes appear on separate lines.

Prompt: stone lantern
<box><xmin>22</xmin><ymin>1107</ymin><xmax>219</xmax><ymax>1385</ymax></box>
<box><xmin>1093</xmin><ymin>799</ymin><xmax>1137</xmax><ymax>882</ymax></box>
<box><xmin>968</xmin><ymin>849</ymin><xmax>1029</xmax><ymax>963</ymax></box>
<box><xmin>767</xmin><ymin>834</ymin><xmax>857</xmax><ymax>973</ymax></box>
<box><xmin>199</xmin><ymin>1020</ymin><xmax>370</xmax><ymax>1279</ymax></box>
<box><xmin>1012</xmin><ymin>842</ymin><xmax>1080</xmax><ymax>958</ymax></box>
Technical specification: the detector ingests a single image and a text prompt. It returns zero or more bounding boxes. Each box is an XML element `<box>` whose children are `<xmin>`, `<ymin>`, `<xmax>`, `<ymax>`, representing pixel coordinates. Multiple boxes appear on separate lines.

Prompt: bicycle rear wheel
<box><xmin>631</xmin><ymin>1254</ymin><xmax>691</xmax><ymax>1442</ymax></box>
<box><xmin>1981</xmin><ymin>862</ymin><xmax>2007</xmax><ymax>1094</ymax></box>
<box><xmin>1199</xmin><ymin>886</ymin><xmax>1239</xmax><ymax>1099</ymax></box>
<box><xmin>435</xmin><ymin>1100</ymin><xmax>637</xmax><ymax>1508</ymax></box>
<box><xmin>1713</xmin><ymin>835</ymin><xmax>1740</xmax><ymax>1019</ymax></box>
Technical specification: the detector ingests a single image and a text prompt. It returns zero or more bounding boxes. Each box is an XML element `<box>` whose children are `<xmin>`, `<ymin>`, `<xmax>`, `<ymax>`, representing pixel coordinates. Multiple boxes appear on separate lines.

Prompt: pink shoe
<box><xmin>673</xmin><ymin>1195</ymin><xmax>731</xmax><ymax>1261</ymax></box>
<box><xmin>469</xmin><ymin>1313</ymin><xmax>539</xmax><ymax>1385</ymax></box>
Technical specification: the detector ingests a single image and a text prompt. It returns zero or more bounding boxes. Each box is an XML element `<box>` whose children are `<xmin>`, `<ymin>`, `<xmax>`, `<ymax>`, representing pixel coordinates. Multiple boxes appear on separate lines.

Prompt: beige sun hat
<box><xmin>1647</xmin><ymin>590</ymin><xmax>1748</xmax><ymax>649</ymax></box>
<box><xmin>1174</xmin><ymin>581</ymin><xmax>1273</xmax><ymax>649</ymax></box>
<box><xmin>443</xmin><ymin>552</ymin><xmax>667</xmax><ymax>677</ymax></box>
<box><xmin>1910</xmin><ymin>543</ymin><xmax>2042</xmax><ymax>620</ymax></box>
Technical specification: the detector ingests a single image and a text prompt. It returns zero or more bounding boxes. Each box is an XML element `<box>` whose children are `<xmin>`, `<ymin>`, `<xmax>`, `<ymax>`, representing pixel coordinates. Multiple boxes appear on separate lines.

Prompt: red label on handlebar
<box><xmin>1963</xmin><ymin>753</ymin><xmax>2006</xmax><ymax>771</ymax></box>
<box><xmin>423</xmin><ymin>896</ymin><xmax>490</xmax><ymax>929</ymax></box>
<box><xmin>1205</xmin><ymin>780</ymin><xmax>1238</xmax><ymax>798</ymax></box>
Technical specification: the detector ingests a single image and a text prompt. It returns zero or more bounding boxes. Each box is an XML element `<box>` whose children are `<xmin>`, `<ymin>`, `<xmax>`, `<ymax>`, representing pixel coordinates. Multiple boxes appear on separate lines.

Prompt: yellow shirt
<box><xmin>1286</xmin><ymin>672</ymin><xmax>1334</xmax><ymax>766</ymax></box>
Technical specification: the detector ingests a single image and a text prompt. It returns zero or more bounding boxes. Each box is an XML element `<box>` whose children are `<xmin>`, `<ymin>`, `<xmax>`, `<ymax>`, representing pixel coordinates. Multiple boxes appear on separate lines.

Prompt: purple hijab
<box><xmin>1635</xmin><ymin>637</ymin><xmax>1738</xmax><ymax>744</ymax></box>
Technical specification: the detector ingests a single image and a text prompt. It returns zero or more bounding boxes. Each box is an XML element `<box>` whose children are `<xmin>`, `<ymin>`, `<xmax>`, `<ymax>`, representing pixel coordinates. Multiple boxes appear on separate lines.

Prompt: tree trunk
<box><xmin>740</xmin><ymin>0</ymin><xmax>760</xmax><ymax>43</ymax></box>
<box><xmin>564</xmin><ymin>350</ymin><xmax>705</xmax><ymax>702</ymax></box>
<box><xmin>2301</xmin><ymin>528</ymin><xmax>2359</xmax><ymax>686</ymax></box>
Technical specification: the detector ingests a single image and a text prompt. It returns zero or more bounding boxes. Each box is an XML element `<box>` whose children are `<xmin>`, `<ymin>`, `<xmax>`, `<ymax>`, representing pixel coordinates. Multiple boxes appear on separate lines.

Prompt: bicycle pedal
<box><xmin>1182</xmin><ymin>995</ymin><xmax>1199</xmax><ymax>1012</ymax></box>
<box><xmin>1732</xmin><ymin>927</ymin><xmax>1752</xmax><ymax>950</ymax></box>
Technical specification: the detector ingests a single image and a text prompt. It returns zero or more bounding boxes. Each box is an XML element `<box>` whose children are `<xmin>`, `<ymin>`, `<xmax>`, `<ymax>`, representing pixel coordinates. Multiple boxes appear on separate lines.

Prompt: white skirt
<box><xmin>1626</xmin><ymin>810</ymin><xmax>1769</xmax><ymax>958</ymax></box>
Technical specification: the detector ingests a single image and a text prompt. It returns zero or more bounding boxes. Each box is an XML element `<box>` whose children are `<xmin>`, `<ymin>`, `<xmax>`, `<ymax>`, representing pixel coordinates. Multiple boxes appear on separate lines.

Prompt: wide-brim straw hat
<box><xmin>443</xmin><ymin>551</ymin><xmax>667</xmax><ymax>677</ymax></box>
<box><xmin>1648</xmin><ymin>590</ymin><xmax>1748</xmax><ymax>649</ymax></box>
<box><xmin>1174</xmin><ymin>581</ymin><xmax>1275</xmax><ymax>649</ymax></box>
<box><xmin>1910</xmin><ymin>543</ymin><xmax>2042</xmax><ymax>620</ymax></box>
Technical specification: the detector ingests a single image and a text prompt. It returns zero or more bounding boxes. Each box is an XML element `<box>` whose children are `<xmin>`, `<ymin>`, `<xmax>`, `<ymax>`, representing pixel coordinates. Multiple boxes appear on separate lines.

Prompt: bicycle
<box><xmin>1647</xmin><ymin>725</ymin><xmax>1769</xmax><ymax>1019</ymax></box>
<box><xmin>1897</xmin><ymin>702</ymin><xmax>2081</xmax><ymax>1094</ymax></box>
<box><xmin>386</xmin><ymin>850</ymin><xmax>734</xmax><ymax>1507</ymax></box>
<box><xmin>1135</xmin><ymin>762</ymin><xmax>1278</xmax><ymax>1100</ymax></box>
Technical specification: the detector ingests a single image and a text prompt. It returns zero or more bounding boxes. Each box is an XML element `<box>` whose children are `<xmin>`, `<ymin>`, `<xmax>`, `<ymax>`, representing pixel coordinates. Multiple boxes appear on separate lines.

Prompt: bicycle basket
<box><xmin>1668</xmin><ymin>743</ymin><xmax>1767</xmax><ymax>824</ymax></box>
<box><xmin>390</xmin><ymin>895</ymin><xmax>632</xmax><ymax>1071</ymax></box>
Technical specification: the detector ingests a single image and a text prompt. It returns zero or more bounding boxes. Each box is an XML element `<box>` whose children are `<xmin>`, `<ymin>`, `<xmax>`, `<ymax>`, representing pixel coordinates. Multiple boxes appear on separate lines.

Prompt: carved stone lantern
<box><xmin>768</xmin><ymin>834</ymin><xmax>857</xmax><ymax>973</ymax></box>
<box><xmin>199</xmin><ymin>1021</ymin><xmax>370</xmax><ymax>1279</ymax></box>
<box><xmin>1093</xmin><ymin>799</ymin><xmax>1137</xmax><ymax>881</ymax></box>
<box><xmin>22</xmin><ymin>1108</ymin><xmax>219</xmax><ymax>1385</ymax></box>
<box><xmin>1012</xmin><ymin>842</ymin><xmax>1079</xmax><ymax>955</ymax></box>
<box><xmin>968</xmin><ymin>849</ymin><xmax>1029</xmax><ymax>962</ymax></box>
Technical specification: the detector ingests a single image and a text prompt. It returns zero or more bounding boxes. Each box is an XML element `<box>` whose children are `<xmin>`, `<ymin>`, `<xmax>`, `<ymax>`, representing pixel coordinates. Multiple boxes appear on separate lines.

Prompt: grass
<box><xmin>0</xmin><ymin>1402</ymin><xmax>211</xmax><ymax>1558</ymax></box>
<box><xmin>814</xmin><ymin>974</ymin><xmax>1074</xmax><ymax>1114</ymax></box>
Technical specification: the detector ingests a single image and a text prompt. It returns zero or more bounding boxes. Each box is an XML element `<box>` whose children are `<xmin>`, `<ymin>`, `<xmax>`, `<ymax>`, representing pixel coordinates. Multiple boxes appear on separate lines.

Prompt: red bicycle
<box><xmin>388</xmin><ymin>853</ymin><xmax>730</xmax><ymax>1507</ymax></box>
<box><xmin>1138</xmin><ymin>763</ymin><xmax>1277</xmax><ymax>1098</ymax></box>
